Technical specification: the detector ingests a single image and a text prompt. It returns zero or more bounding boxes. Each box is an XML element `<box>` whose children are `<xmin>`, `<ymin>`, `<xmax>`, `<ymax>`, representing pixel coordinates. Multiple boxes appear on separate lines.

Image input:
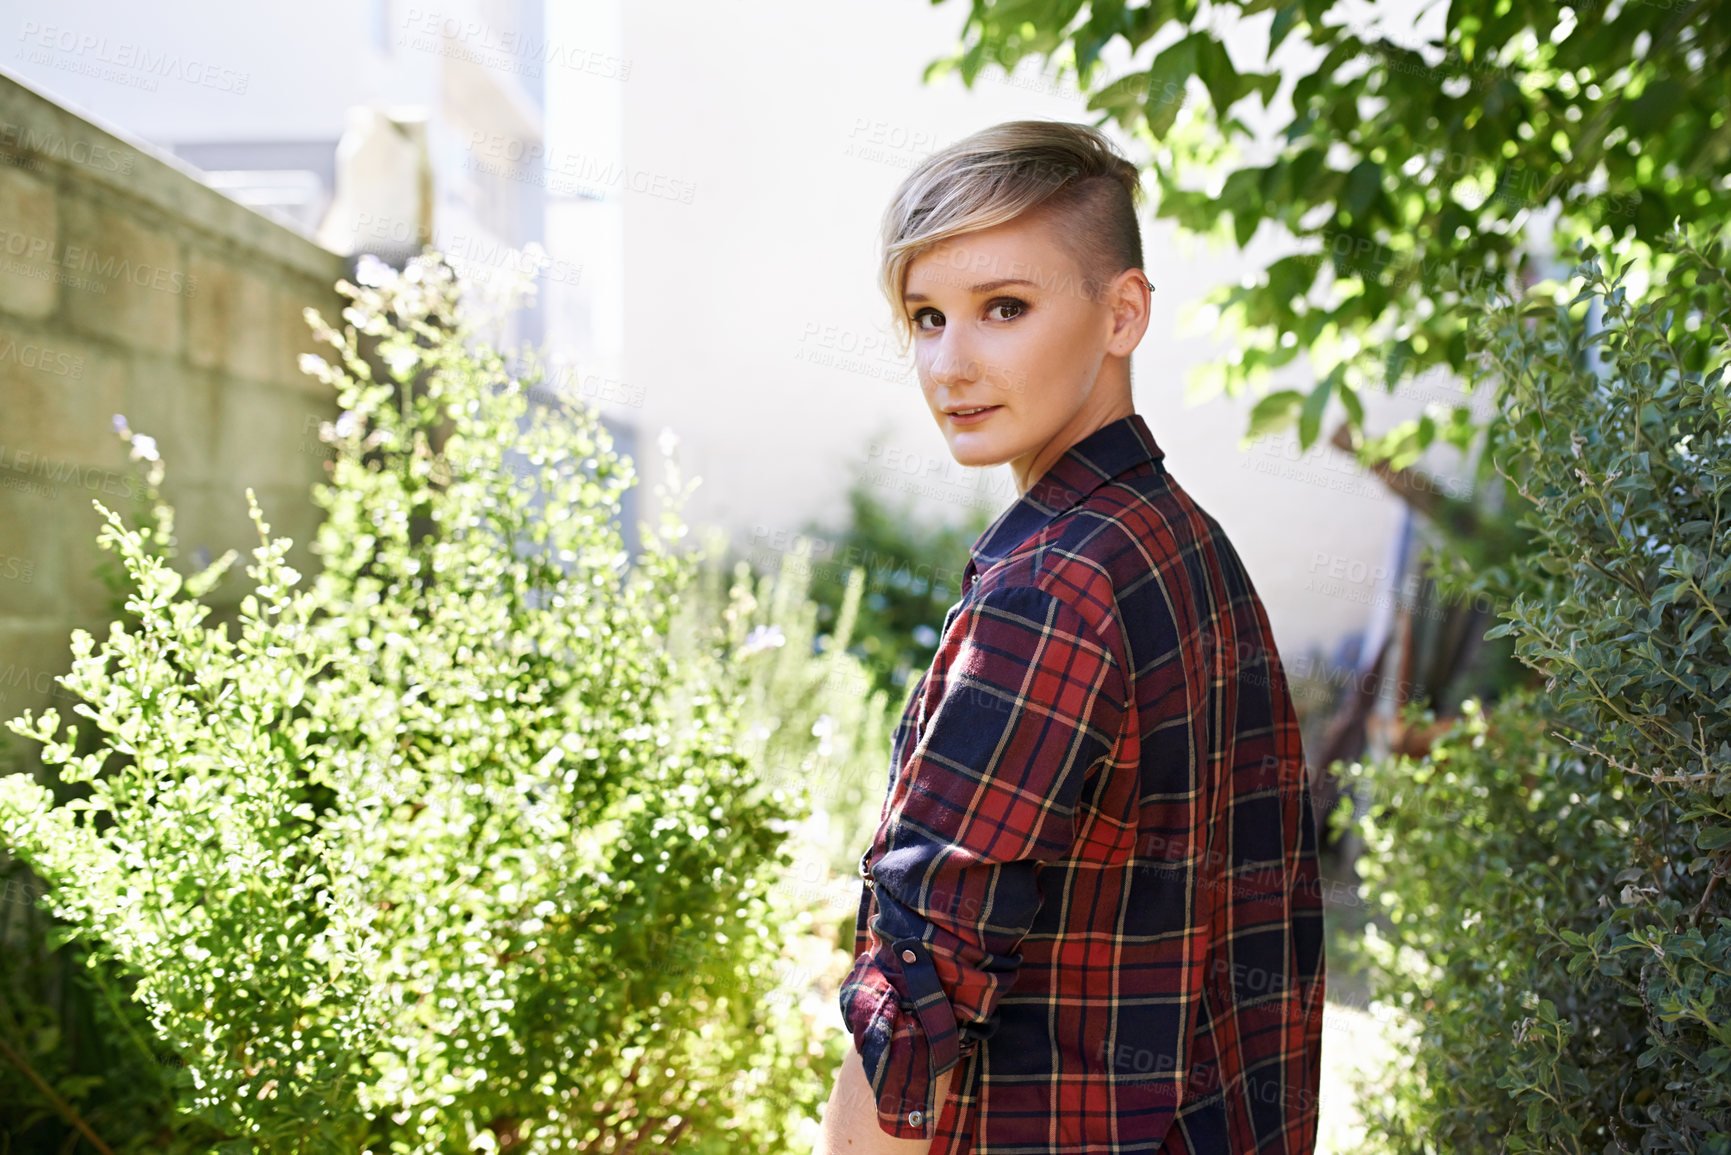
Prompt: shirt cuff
<box><xmin>838</xmin><ymin>936</ymin><xmax>962</xmax><ymax>1138</ymax></box>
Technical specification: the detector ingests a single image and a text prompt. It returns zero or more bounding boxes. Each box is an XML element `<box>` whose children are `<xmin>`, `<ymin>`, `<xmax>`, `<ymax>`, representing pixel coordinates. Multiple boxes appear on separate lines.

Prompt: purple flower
<box><xmin>738</xmin><ymin>624</ymin><xmax>786</xmax><ymax>657</ymax></box>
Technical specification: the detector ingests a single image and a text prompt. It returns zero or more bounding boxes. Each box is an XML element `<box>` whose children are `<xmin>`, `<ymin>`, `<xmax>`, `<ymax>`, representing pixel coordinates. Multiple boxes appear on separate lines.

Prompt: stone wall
<box><xmin>0</xmin><ymin>72</ymin><xmax>348</xmax><ymax>758</ymax></box>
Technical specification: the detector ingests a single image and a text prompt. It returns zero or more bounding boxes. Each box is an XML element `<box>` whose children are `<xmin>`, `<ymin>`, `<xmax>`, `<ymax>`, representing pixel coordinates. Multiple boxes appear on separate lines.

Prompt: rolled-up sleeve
<box><xmin>839</xmin><ymin>583</ymin><xmax>1128</xmax><ymax>1138</ymax></box>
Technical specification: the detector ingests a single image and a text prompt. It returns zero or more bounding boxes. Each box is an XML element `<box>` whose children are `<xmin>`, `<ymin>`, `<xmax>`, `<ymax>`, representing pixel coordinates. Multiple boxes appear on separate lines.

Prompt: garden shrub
<box><xmin>0</xmin><ymin>249</ymin><xmax>869</xmax><ymax>1153</ymax></box>
<box><xmin>1342</xmin><ymin>690</ymin><xmax>1643</xmax><ymax>1152</ymax></box>
<box><xmin>0</xmin><ymin>423</ymin><xmax>238</xmax><ymax>1152</ymax></box>
<box><xmin>0</xmin><ymin>845</ymin><xmax>233</xmax><ymax>1152</ymax></box>
<box><xmin>768</xmin><ymin>481</ymin><xmax>989</xmax><ymax>702</ymax></box>
<box><xmin>1343</xmin><ymin>228</ymin><xmax>1731</xmax><ymax>1153</ymax></box>
<box><xmin>669</xmin><ymin>542</ymin><xmax>895</xmax><ymax>884</ymax></box>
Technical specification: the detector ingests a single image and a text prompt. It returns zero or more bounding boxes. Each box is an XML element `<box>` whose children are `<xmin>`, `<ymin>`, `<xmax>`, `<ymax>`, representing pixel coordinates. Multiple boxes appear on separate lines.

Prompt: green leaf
<box><xmin>1335</xmin><ymin>379</ymin><xmax>1363</xmax><ymax>428</ymax></box>
<box><xmin>1696</xmin><ymin>825</ymin><xmax>1731</xmax><ymax>851</ymax></box>
<box><xmin>1344</xmin><ymin>159</ymin><xmax>1382</xmax><ymax>218</ymax></box>
<box><xmin>1247</xmin><ymin>389</ymin><xmax>1306</xmax><ymax>439</ymax></box>
<box><xmin>1298</xmin><ymin>371</ymin><xmax>1337</xmax><ymax>448</ymax></box>
<box><xmin>1269</xmin><ymin>3</ymin><xmax>1303</xmax><ymax>52</ymax></box>
<box><xmin>1144</xmin><ymin>32</ymin><xmax>1201</xmax><ymax>137</ymax></box>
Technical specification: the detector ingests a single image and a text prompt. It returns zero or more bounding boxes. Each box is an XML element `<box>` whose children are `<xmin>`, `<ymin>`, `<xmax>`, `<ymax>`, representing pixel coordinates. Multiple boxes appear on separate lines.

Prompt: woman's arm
<box><xmin>813</xmin><ymin>1047</ymin><xmax>953</xmax><ymax>1155</ymax></box>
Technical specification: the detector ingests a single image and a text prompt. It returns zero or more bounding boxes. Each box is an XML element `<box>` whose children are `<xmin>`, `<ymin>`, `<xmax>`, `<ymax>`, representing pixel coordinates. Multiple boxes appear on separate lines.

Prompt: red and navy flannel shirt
<box><xmin>840</xmin><ymin>411</ymin><xmax>1325</xmax><ymax>1153</ymax></box>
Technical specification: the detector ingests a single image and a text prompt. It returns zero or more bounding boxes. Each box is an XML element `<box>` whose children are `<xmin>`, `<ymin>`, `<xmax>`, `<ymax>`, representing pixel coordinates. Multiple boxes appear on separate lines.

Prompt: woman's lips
<box><xmin>947</xmin><ymin>405</ymin><xmax>1001</xmax><ymax>425</ymax></box>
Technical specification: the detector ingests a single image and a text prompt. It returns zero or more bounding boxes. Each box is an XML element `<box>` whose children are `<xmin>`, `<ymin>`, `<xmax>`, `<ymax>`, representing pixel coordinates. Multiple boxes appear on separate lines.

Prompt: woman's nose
<box><xmin>926</xmin><ymin>341</ymin><xmax>986</xmax><ymax>388</ymax></box>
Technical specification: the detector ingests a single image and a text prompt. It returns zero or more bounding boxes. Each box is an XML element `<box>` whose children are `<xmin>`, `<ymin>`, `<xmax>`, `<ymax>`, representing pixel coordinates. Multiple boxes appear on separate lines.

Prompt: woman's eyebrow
<box><xmin>904</xmin><ymin>277</ymin><xmax>1039</xmax><ymax>303</ymax></box>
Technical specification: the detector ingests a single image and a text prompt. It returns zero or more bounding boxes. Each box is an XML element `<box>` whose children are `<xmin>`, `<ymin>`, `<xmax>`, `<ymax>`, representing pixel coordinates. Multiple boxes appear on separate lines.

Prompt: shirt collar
<box><xmin>967</xmin><ymin>412</ymin><xmax>1166</xmax><ymax>576</ymax></box>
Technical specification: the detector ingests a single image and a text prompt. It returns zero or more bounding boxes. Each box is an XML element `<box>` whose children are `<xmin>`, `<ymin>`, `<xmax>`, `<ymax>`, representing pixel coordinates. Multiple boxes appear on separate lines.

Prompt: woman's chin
<box><xmin>943</xmin><ymin>434</ymin><xmax>1005</xmax><ymax>468</ymax></box>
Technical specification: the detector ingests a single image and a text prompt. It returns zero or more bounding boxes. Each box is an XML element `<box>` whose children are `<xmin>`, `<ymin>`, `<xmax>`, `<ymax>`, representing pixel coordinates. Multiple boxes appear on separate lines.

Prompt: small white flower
<box><xmin>129</xmin><ymin>434</ymin><xmax>159</xmax><ymax>463</ymax></box>
<box><xmin>738</xmin><ymin>624</ymin><xmax>786</xmax><ymax>657</ymax></box>
<box><xmin>354</xmin><ymin>253</ymin><xmax>395</xmax><ymax>288</ymax></box>
<box><xmin>383</xmin><ymin>344</ymin><xmax>418</xmax><ymax>377</ymax></box>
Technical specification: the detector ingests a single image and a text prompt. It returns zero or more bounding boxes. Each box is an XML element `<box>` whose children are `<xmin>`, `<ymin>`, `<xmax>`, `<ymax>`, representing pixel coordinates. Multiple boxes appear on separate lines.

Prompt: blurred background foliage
<box><xmin>730</xmin><ymin>478</ymin><xmax>992</xmax><ymax>706</ymax></box>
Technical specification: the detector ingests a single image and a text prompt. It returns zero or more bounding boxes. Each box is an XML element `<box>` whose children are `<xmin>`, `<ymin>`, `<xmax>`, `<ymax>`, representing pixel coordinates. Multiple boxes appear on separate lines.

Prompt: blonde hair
<box><xmin>878</xmin><ymin>119</ymin><xmax>1147</xmax><ymax>354</ymax></box>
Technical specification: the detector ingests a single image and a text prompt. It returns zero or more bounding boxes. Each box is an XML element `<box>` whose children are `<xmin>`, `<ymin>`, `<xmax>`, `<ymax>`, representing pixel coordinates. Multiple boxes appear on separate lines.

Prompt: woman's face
<box><xmin>902</xmin><ymin>211</ymin><xmax>1146</xmax><ymax>492</ymax></box>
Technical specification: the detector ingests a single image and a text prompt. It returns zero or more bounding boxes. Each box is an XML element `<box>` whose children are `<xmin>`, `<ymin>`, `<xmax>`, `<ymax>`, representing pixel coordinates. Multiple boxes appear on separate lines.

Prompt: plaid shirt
<box><xmin>840</xmin><ymin>412</ymin><xmax>1325</xmax><ymax>1153</ymax></box>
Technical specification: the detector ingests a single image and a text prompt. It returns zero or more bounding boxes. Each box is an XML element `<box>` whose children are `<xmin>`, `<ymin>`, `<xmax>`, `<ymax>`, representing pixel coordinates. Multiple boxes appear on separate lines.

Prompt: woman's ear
<box><xmin>1105</xmin><ymin>269</ymin><xmax>1153</xmax><ymax>356</ymax></box>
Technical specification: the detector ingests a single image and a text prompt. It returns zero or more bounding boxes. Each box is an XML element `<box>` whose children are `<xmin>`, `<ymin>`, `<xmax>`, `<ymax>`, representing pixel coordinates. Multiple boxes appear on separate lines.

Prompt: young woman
<box><xmin>814</xmin><ymin>120</ymin><xmax>1325</xmax><ymax>1155</ymax></box>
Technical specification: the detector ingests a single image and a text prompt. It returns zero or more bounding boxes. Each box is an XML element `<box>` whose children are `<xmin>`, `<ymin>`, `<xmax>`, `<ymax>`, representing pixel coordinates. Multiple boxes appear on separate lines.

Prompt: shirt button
<box><xmin>901</xmin><ymin>948</ymin><xmax>917</xmax><ymax>963</ymax></box>
<box><xmin>908</xmin><ymin>1109</ymin><xmax>925</xmax><ymax>1128</ymax></box>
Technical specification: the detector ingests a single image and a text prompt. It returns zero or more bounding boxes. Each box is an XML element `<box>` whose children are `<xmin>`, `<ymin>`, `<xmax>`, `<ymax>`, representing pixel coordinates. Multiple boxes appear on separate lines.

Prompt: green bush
<box><xmin>769</xmin><ymin>480</ymin><xmax>989</xmax><ymax>702</ymax></box>
<box><xmin>0</xmin><ymin>250</ymin><xmax>866</xmax><ymax>1152</ymax></box>
<box><xmin>1343</xmin><ymin>228</ymin><xmax>1731</xmax><ymax>1153</ymax></box>
<box><xmin>672</xmin><ymin>541</ymin><xmax>894</xmax><ymax>886</ymax></box>
<box><xmin>0</xmin><ymin>423</ymin><xmax>234</xmax><ymax>1152</ymax></box>
<box><xmin>1342</xmin><ymin>691</ymin><xmax>1641</xmax><ymax>1151</ymax></box>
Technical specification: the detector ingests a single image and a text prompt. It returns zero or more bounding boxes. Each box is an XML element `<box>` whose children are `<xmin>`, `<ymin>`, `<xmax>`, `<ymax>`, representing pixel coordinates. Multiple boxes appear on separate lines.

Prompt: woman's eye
<box><xmin>912</xmin><ymin>309</ymin><xmax>942</xmax><ymax>331</ymax></box>
<box><xmin>988</xmin><ymin>299</ymin><xmax>1027</xmax><ymax>321</ymax></box>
